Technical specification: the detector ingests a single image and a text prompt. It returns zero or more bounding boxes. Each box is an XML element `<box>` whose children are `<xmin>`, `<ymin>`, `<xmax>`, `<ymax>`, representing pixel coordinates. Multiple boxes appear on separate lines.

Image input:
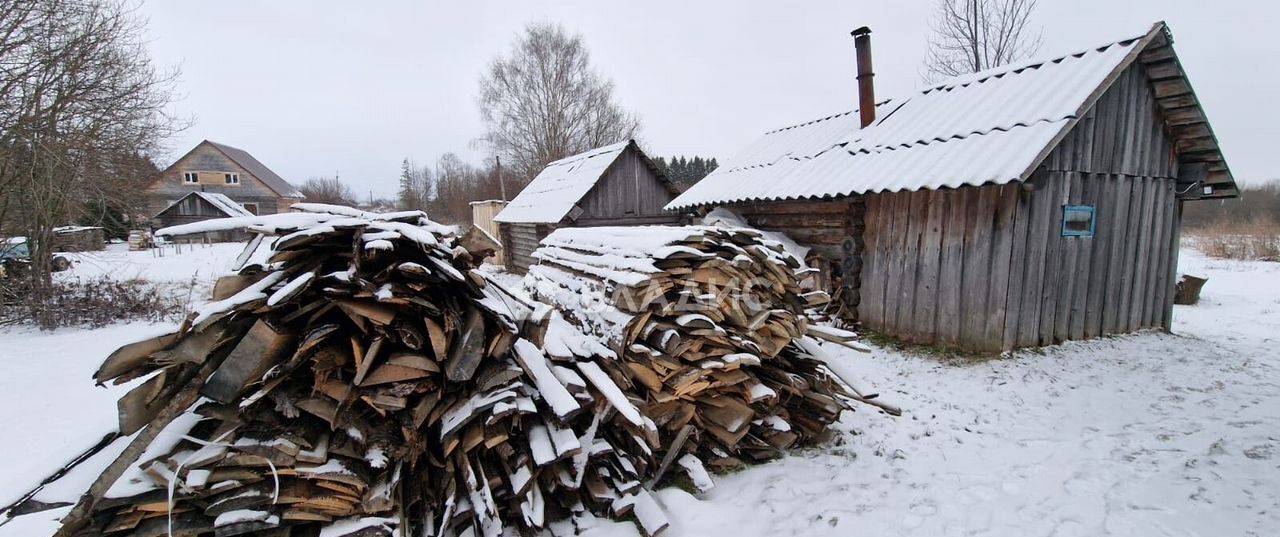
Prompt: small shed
<box><xmin>470</xmin><ymin>199</ymin><xmax>508</xmax><ymax>265</ymax></box>
<box><xmin>495</xmin><ymin>140</ymin><xmax>682</xmax><ymax>273</ymax></box>
<box><xmin>154</xmin><ymin>191</ymin><xmax>256</xmax><ymax>242</ymax></box>
<box><xmin>667</xmin><ymin>22</ymin><xmax>1238</xmax><ymax>352</ymax></box>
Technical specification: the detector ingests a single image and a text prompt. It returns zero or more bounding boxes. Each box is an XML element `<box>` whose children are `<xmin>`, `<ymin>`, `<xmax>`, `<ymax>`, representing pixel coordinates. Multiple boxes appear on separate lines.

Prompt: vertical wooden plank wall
<box><xmin>575</xmin><ymin>147</ymin><xmax>680</xmax><ymax>226</ymax></box>
<box><xmin>857</xmin><ymin>61</ymin><xmax>1183</xmax><ymax>351</ymax></box>
<box><xmin>859</xmin><ymin>183</ymin><xmax>1023</xmax><ymax>352</ymax></box>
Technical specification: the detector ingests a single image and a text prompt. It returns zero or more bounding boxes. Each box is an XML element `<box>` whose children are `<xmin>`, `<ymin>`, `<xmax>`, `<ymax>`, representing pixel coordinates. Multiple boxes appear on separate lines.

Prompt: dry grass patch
<box><xmin>1187</xmin><ymin>218</ymin><xmax>1280</xmax><ymax>261</ymax></box>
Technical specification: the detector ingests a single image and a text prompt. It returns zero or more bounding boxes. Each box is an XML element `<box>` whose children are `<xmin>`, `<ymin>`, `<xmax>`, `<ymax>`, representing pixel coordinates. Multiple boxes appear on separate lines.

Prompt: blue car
<box><xmin>1</xmin><ymin>238</ymin><xmax>71</xmax><ymax>277</ymax></box>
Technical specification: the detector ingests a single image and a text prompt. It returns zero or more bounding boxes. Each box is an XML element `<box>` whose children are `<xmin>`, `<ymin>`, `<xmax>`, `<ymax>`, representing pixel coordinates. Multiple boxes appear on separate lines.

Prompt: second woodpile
<box><xmin>45</xmin><ymin>208</ymin><xmax>892</xmax><ymax>537</ymax></box>
<box><xmin>526</xmin><ymin>226</ymin><xmax>897</xmax><ymax>470</ymax></box>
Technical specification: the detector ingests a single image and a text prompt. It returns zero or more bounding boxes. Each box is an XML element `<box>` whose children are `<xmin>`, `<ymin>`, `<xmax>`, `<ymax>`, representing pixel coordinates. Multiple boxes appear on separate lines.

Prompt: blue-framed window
<box><xmin>1062</xmin><ymin>205</ymin><xmax>1095</xmax><ymax>237</ymax></box>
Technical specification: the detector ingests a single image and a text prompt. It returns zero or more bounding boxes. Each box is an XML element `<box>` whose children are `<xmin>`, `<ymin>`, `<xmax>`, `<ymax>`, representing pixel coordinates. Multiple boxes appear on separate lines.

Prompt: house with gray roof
<box><xmin>145</xmin><ymin>140</ymin><xmax>304</xmax><ymax>225</ymax></box>
<box><xmin>666</xmin><ymin>22</ymin><xmax>1237</xmax><ymax>352</ymax></box>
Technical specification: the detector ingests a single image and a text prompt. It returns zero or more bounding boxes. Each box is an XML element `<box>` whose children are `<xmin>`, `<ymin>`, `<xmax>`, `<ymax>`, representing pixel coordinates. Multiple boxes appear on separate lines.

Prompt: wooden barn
<box><xmin>154</xmin><ymin>191</ymin><xmax>256</xmax><ymax>242</ymax></box>
<box><xmin>666</xmin><ymin>22</ymin><xmax>1238</xmax><ymax>352</ymax></box>
<box><xmin>495</xmin><ymin>140</ymin><xmax>682</xmax><ymax>273</ymax></box>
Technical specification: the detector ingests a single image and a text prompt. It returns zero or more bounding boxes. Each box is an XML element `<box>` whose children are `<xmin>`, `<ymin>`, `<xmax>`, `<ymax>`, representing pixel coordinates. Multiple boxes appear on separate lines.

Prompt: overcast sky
<box><xmin>140</xmin><ymin>1</ymin><xmax>1278</xmax><ymax>199</ymax></box>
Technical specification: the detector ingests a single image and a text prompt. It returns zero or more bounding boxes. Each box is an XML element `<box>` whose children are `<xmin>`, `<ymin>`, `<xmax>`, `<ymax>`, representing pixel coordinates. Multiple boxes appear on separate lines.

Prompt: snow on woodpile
<box><xmin>702</xmin><ymin>207</ymin><xmax>810</xmax><ymax>262</ymax></box>
<box><xmin>37</xmin><ymin>206</ymin><xmax>684</xmax><ymax>537</ymax></box>
<box><xmin>23</xmin><ymin>208</ymin><xmax>895</xmax><ymax>537</ymax></box>
<box><xmin>526</xmin><ymin>225</ymin><xmax>898</xmax><ymax>476</ymax></box>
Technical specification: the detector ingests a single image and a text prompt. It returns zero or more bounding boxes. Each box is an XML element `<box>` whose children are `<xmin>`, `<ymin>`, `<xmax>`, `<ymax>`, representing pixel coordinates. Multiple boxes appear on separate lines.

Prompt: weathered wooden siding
<box><xmin>860</xmin><ymin>175</ymin><xmax>1178</xmax><ymax>352</ymax></box>
<box><xmin>500</xmin><ymin>222</ymin><xmax>553</xmax><ymax>274</ymax></box>
<box><xmin>574</xmin><ymin>148</ymin><xmax>680</xmax><ymax>226</ymax></box>
<box><xmin>859</xmin><ymin>60</ymin><xmax>1182</xmax><ymax>351</ymax></box>
<box><xmin>471</xmin><ymin>200</ymin><xmax>508</xmax><ymax>264</ymax></box>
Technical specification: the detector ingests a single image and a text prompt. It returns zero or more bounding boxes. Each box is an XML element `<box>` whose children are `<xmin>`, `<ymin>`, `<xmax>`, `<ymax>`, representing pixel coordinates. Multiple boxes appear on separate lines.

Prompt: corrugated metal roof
<box><xmin>668</xmin><ymin>30</ymin><xmax>1150</xmax><ymax>210</ymax></box>
<box><xmin>207</xmin><ymin>141</ymin><xmax>304</xmax><ymax>199</ymax></box>
<box><xmin>494</xmin><ymin>140</ymin><xmax>632</xmax><ymax>224</ymax></box>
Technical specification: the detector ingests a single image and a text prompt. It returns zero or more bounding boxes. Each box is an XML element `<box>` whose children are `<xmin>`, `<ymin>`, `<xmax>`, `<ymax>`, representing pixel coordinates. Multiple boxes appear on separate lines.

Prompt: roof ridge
<box><xmin>665</xmin><ymin>23</ymin><xmax>1176</xmax><ymax>210</ymax></box>
<box><xmin>202</xmin><ymin>140</ymin><xmax>303</xmax><ymax>199</ymax></box>
<box><xmin>920</xmin><ymin>36</ymin><xmax>1145</xmax><ymax>94</ymax></box>
<box><xmin>545</xmin><ymin>139</ymin><xmax>632</xmax><ymax>167</ymax></box>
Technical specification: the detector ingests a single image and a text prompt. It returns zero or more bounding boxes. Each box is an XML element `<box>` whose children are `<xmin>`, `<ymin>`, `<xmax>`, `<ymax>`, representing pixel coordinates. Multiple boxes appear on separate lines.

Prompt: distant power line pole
<box><xmin>497</xmin><ymin>155</ymin><xmax>507</xmax><ymax>201</ymax></box>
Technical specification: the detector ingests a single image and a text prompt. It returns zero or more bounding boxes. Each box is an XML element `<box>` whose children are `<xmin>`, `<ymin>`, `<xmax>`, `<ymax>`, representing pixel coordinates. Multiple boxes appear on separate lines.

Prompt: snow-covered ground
<box><xmin>1</xmin><ymin>246</ymin><xmax>1277</xmax><ymax>536</ymax></box>
<box><xmin>53</xmin><ymin>242</ymin><xmax>247</xmax><ymax>306</ymax></box>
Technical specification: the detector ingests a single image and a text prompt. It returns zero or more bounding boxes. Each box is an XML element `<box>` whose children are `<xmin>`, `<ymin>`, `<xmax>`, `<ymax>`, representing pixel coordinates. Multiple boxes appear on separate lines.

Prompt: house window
<box><xmin>242</xmin><ymin>203</ymin><xmax>258</xmax><ymax>215</ymax></box>
<box><xmin>1062</xmin><ymin>205</ymin><xmax>1096</xmax><ymax>237</ymax></box>
<box><xmin>224</xmin><ymin>173</ymin><xmax>240</xmax><ymax>184</ymax></box>
<box><xmin>183</xmin><ymin>172</ymin><xmax>198</xmax><ymax>183</ymax></box>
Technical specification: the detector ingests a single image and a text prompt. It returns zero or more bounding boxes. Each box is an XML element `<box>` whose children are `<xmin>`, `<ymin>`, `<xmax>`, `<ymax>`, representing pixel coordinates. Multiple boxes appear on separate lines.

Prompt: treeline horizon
<box><xmin>1183</xmin><ymin>182</ymin><xmax>1280</xmax><ymax>230</ymax></box>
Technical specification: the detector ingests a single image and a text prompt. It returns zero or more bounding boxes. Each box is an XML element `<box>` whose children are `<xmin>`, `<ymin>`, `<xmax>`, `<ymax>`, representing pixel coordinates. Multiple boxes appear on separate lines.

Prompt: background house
<box><xmin>145</xmin><ymin>140</ymin><xmax>303</xmax><ymax>223</ymax></box>
<box><xmin>667</xmin><ymin>22</ymin><xmax>1237</xmax><ymax>352</ymax></box>
<box><xmin>495</xmin><ymin>140</ymin><xmax>682</xmax><ymax>273</ymax></box>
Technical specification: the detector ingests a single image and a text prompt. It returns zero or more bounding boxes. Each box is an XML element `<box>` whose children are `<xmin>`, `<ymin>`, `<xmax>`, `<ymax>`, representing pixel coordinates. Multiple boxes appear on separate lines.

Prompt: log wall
<box><xmin>500</xmin><ymin>222</ymin><xmax>553</xmax><ymax>274</ymax></box>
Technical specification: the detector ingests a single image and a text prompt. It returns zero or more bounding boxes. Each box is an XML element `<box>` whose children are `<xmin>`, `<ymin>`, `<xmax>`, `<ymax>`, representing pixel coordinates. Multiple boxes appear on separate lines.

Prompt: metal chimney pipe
<box><xmin>852</xmin><ymin>26</ymin><xmax>875</xmax><ymax>128</ymax></box>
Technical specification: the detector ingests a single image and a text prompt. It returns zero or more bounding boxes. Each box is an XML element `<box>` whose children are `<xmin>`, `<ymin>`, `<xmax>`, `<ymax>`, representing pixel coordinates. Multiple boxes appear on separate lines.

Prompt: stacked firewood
<box><xmin>54</xmin><ymin>205</ymin><xmax>674</xmax><ymax>537</ymax></box>
<box><xmin>525</xmin><ymin>226</ymin><xmax>897</xmax><ymax>471</ymax></box>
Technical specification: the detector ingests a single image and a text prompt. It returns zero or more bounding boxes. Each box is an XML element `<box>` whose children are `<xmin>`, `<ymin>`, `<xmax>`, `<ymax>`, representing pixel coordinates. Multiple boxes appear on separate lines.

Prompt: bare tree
<box><xmin>924</xmin><ymin>0</ymin><xmax>1041</xmax><ymax>81</ymax></box>
<box><xmin>300</xmin><ymin>175</ymin><xmax>357</xmax><ymax>205</ymax></box>
<box><xmin>477</xmin><ymin>22</ymin><xmax>641</xmax><ymax>181</ymax></box>
<box><xmin>0</xmin><ymin>0</ymin><xmax>182</xmax><ymax>328</ymax></box>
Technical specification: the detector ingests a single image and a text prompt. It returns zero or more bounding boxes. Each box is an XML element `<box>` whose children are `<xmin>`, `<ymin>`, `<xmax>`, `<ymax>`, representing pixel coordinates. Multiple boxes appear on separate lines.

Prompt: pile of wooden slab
<box><xmin>44</xmin><ymin>209</ymin><xmax>891</xmax><ymax>537</ymax></box>
<box><xmin>51</xmin><ymin>205</ymin><xmax>675</xmax><ymax>537</ymax></box>
<box><xmin>525</xmin><ymin>226</ymin><xmax>896</xmax><ymax>470</ymax></box>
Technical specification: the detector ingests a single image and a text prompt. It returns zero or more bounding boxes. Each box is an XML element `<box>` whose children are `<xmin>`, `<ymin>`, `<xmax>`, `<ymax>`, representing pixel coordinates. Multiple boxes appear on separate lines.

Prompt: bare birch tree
<box><xmin>924</xmin><ymin>0</ymin><xmax>1042</xmax><ymax>82</ymax></box>
<box><xmin>0</xmin><ymin>0</ymin><xmax>182</xmax><ymax>328</ymax></box>
<box><xmin>300</xmin><ymin>175</ymin><xmax>357</xmax><ymax>206</ymax></box>
<box><xmin>477</xmin><ymin>23</ymin><xmax>640</xmax><ymax>181</ymax></box>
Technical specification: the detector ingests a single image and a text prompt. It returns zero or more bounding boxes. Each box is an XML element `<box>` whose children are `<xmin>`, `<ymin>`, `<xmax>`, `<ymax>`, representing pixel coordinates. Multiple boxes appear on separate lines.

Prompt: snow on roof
<box><xmin>493</xmin><ymin>141</ymin><xmax>632</xmax><ymax>224</ymax></box>
<box><xmin>52</xmin><ymin>225</ymin><xmax>103</xmax><ymax>234</ymax></box>
<box><xmin>200</xmin><ymin>192</ymin><xmax>257</xmax><ymax>217</ymax></box>
<box><xmin>160</xmin><ymin>191</ymin><xmax>256</xmax><ymax>218</ymax></box>
<box><xmin>667</xmin><ymin>27</ymin><xmax>1152</xmax><ymax>210</ymax></box>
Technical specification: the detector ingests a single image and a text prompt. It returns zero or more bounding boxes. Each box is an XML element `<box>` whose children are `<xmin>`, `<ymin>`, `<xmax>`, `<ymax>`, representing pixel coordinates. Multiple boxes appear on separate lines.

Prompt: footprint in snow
<box><xmin>1243</xmin><ymin>443</ymin><xmax>1275</xmax><ymax>460</ymax></box>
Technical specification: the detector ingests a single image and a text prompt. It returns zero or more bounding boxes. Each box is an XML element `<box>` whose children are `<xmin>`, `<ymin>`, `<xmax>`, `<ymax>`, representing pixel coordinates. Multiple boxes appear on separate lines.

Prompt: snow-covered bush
<box><xmin>1</xmin><ymin>277</ymin><xmax>185</xmax><ymax>328</ymax></box>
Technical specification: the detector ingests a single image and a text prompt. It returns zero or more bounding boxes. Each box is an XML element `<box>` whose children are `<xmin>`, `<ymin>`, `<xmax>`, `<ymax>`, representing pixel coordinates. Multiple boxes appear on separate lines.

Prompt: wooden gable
<box><xmin>571</xmin><ymin>144</ymin><xmax>681</xmax><ymax>226</ymax></box>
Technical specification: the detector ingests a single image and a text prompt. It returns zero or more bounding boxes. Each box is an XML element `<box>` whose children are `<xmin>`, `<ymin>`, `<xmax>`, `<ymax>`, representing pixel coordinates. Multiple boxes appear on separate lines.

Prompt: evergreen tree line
<box><xmin>653</xmin><ymin>155</ymin><xmax>719</xmax><ymax>187</ymax></box>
